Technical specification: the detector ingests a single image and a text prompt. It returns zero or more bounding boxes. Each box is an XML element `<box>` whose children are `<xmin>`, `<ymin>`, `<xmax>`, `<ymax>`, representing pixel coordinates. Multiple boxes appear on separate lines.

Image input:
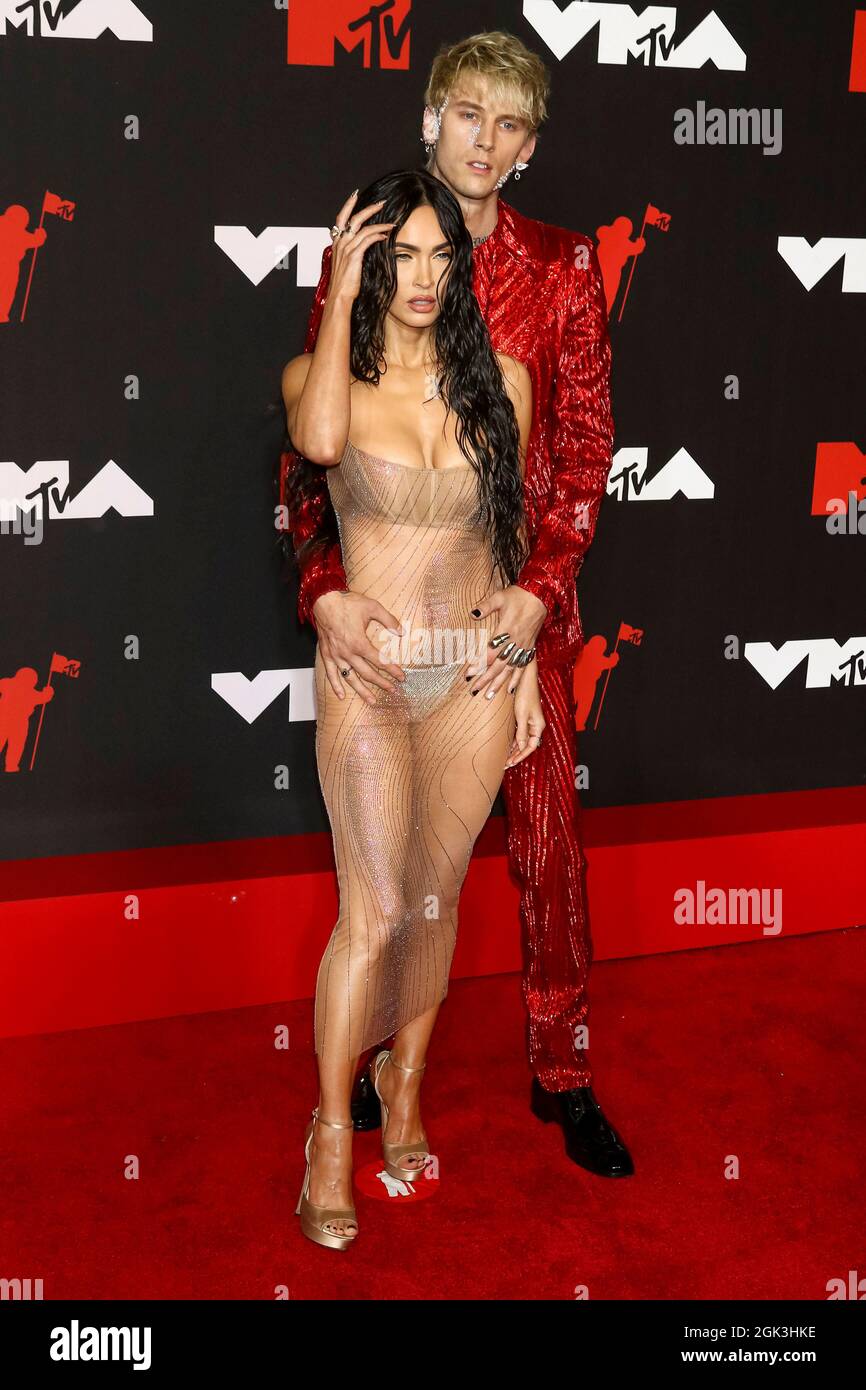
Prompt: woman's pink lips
<box><xmin>408</xmin><ymin>298</ymin><xmax>435</xmax><ymax>307</ymax></box>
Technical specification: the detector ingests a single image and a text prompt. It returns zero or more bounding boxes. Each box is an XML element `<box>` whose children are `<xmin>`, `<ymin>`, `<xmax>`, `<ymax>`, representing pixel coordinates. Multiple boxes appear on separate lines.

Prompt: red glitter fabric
<box><xmin>279</xmin><ymin>197</ymin><xmax>614</xmax><ymax>1089</ymax></box>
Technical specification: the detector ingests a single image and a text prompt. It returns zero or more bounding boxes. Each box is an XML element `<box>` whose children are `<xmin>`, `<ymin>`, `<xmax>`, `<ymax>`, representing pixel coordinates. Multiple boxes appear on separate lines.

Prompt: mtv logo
<box><xmin>850</xmin><ymin>10</ymin><xmax>866</xmax><ymax>92</ymax></box>
<box><xmin>811</xmin><ymin>443</ymin><xmax>866</xmax><ymax>515</ymax></box>
<box><xmin>287</xmin><ymin>0</ymin><xmax>411</xmax><ymax>69</ymax></box>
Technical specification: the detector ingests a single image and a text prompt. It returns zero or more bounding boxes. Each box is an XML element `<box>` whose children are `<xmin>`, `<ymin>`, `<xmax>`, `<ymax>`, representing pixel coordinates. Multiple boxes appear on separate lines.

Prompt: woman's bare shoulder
<box><xmin>494</xmin><ymin>351</ymin><xmax>531</xmax><ymax>392</ymax></box>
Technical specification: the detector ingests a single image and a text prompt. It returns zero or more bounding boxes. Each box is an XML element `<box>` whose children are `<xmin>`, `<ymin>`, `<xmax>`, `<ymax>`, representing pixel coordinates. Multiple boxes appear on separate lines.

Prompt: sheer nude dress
<box><xmin>313</xmin><ymin>439</ymin><xmax>516</xmax><ymax>1059</ymax></box>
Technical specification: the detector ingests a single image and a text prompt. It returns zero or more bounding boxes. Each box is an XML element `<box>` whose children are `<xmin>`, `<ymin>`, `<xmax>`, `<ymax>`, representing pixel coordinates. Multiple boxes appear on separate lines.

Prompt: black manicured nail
<box><xmin>471</xmin><ymin>609</ymin><xmax>481</xmax><ymax>618</ymax></box>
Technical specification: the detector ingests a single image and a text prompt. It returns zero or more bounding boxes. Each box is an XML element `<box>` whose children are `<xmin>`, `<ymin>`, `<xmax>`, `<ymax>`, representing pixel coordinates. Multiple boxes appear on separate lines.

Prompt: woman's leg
<box><xmin>376</xmin><ymin>1002</ymin><xmax>441</xmax><ymax>1172</ymax></box>
<box><xmin>307</xmin><ymin>1048</ymin><xmax>358</xmax><ymax>1238</ymax></box>
<box><xmin>308</xmin><ymin>650</ymin><xmax>414</xmax><ymax>1224</ymax></box>
<box><xmin>374</xmin><ymin>670</ymin><xmax>516</xmax><ymax>1168</ymax></box>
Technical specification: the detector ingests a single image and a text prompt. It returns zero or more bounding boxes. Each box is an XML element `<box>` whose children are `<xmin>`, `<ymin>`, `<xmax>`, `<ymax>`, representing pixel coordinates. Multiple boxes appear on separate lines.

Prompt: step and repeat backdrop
<box><xmin>1</xmin><ymin>0</ymin><xmax>864</xmax><ymax>860</ymax></box>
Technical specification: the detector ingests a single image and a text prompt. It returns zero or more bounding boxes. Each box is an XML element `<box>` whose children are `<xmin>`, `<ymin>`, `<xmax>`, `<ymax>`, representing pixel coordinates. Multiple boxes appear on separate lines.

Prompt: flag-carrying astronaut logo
<box><xmin>574</xmin><ymin>624</ymin><xmax>644</xmax><ymax>733</ymax></box>
<box><xmin>597</xmin><ymin>204</ymin><xmax>670</xmax><ymax>321</ymax></box>
<box><xmin>522</xmin><ymin>2</ymin><xmax>746</xmax><ymax>70</ymax></box>
<box><xmin>1</xmin><ymin>192</ymin><xmax>75</xmax><ymax>323</ymax></box>
<box><xmin>286</xmin><ymin>0</ymin><xmax>411</xmax><ymax>69</ymax></box>
<box><xmin>0</xmin><ymin>0</ymin><xmax>152</xmax><ymax>41</ymax></box>
<box><xmin>1</xmin><ymin>654</ymin><xmax>80</xmax><ymax>773</ymax></box>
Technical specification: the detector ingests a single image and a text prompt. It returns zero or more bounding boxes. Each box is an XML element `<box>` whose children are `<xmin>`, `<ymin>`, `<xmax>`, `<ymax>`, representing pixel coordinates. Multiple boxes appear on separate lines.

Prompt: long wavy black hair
<box><xmin>277</xmin><ymin>168</ymin><xmax>527</xmax><ymax>588</ymax></box>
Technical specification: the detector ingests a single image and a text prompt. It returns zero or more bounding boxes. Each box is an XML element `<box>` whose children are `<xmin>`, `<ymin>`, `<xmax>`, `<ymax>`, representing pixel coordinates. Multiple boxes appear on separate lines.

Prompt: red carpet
<box><xmin>1</xmin><ymin>928</ymin><xmax>862</xmax><ymax>1301</ymax></box>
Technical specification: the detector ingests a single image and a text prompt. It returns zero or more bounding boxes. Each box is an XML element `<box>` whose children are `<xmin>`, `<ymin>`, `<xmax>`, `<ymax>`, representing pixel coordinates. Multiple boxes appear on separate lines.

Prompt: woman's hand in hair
<box><xmin>327</xmin><ymin>190</ymin><xmax>396</xmax><ymax>307</ymax></box>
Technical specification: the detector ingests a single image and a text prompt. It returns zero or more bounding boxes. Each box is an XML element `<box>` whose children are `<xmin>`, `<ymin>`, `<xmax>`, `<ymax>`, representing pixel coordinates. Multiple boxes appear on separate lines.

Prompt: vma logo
<box><xmin>0</xmin><ymin>0</ymin><xmax>153</xmax><ymax>41</ymax></box>
<box><xmin>607</xmin><ymin>448</ymin><xmax>715</xmax><ymax>500</ymax></box>
<box><xmin>523</xmin><ymin>2</ymin><xmax>746</xmax><ymax>70</ymax></box>
<box><xmin>745</xmin><ymin>638</ymin><xmax>866</xmax><ymax>689</ymax></box>
<box><xmin>287</xmin><ymin>0</ymin><xmax>411</xmax><ymax>69</ymax></box>
<box><xmin>214</xmin><ymin>226</ymin><xmax>330</xmax><ymax>287</ymax></box>
<box><xmin>0</xmin><ymin>459</ymin><xmax>153</xmax><ymax>533</ymax></box>
<box><xmin>777</xmin><ymin>237</ymin><xmax>866</xmax><ymax>293</ymax></box>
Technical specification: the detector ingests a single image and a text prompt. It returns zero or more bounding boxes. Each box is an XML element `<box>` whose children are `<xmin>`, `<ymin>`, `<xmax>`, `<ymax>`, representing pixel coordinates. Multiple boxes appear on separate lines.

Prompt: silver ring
<box><xmin>340</xmin><ymin>666</ymin><xmax>352</xmax><ymax>678</ymax></box>
<box><xmin>506</xmin><ymin>647</ymin><xmax>526</xmax><ymax>667</ymax></box>
<box><xmin>518</xmin><ymin>648</ymin><xmax>536</xmax><ymax>667</ymax></box>
<box><xmin>489</xmin><ymin>632</ymin><xmax>511</xmax><ymax>649</ymax></box>
<box><xmin>330</xmin><ymin>224</ymin><xmax>344</xmax><ymax>239</ymax></box>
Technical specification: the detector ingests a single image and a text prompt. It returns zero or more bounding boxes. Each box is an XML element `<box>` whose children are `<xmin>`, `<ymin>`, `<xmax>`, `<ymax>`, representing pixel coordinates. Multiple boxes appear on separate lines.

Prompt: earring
<box><xmin>514</xmin><ymin>160</ymin><xmax>530</xmax><ymax>181</ymax></box>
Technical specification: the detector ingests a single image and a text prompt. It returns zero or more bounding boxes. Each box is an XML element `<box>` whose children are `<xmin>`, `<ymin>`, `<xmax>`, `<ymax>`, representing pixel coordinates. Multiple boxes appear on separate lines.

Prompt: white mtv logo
<box><xmin>745</xmin><ymin>638</ymin><xmax>866</xmax><ymax>689</ymax></box>
<box><xmin>0</xmin><ymin>0</ymin><xmax>152</xmax><ymax>40</ymax></box>
<box><xmin>212</xmin><ymin>669</ymin><xmax>316</xmax><ymax>723</ymax></box>
<box><xmin>214</xmin><ymin>227</ymin><xmax>331</xmax><ymax>287</ymax></box>
<box><xmin>607</xmin><ymin>447</ymin><xmax>715</xmax><ymax>500</ymax></box>
<box><xmin>777</xmin><ymin>238</ymin><xmax>866</xmax><ymax>293</ymax></box>
<box><xmin>0</xmin><ymin>458</ymin><xmax>153</xmax><ymax>518</ymax></box>
<box><xmin>523</xmin><ymin>2</ymin><xmax>746</xmax><ymax>69</ymax></box>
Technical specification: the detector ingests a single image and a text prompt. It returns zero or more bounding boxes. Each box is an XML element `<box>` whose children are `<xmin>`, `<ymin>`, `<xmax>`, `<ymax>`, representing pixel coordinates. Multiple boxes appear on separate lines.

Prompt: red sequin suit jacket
<box><xmin>279</xmin><ymin>197</ymin><xmax>614</xmax><ymax>664</ymax></box>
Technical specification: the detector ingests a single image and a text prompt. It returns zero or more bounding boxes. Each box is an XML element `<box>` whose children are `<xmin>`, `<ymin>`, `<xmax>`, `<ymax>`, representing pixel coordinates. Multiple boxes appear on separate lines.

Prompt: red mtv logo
<box><xmin>287</xmin><ymin>0</ymin><xmax>411</xmax><ymax>69</ymax></box>
<box><xmin>811</xmin><ymin>443</ymin><xmax>866</xmax><ymax>515</ymax></box>
<box><xmin>850</xmin><ymin>11</ymin><xmax>866</xmax><ymax>92</ymax></box>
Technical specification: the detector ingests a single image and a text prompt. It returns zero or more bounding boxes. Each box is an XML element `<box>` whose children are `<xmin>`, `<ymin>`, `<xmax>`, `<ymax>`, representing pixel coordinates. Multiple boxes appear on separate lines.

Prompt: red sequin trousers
<box><xmin>501</xmin><ymin>660</ymin><xmax>593</xmax><ymax>1091</ymax></box>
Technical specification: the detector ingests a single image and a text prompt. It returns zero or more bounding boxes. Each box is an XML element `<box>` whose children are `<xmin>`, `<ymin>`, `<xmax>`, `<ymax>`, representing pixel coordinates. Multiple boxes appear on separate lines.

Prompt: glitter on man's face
<box><xmin>464</xmin><ymin>112</ymin><xmax>481</xmax><ymax>145</ymax></box>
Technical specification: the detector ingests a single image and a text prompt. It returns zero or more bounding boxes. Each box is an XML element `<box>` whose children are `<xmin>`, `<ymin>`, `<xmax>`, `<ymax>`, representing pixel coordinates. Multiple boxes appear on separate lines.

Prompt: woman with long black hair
<box><xmin>281</xmin><ymin>169</ymin><xmax>543</xmax><ymax>1249</ymax></box>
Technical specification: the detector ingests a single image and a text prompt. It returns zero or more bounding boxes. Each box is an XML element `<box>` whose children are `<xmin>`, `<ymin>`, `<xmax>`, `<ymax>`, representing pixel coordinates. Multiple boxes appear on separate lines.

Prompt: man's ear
<box><xmin>421</xmin><ymin>105</ymin><xmax>439</xmax><ymax>145</ymax></box>
<box><xmin>519</xmin><ymin>131</ymin><xmax>538</xmax><ymax>164</ymax></box>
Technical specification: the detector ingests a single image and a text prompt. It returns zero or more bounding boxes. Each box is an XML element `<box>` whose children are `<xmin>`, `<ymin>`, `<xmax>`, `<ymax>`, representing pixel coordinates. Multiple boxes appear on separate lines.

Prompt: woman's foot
<box><xmin>308</xmin><ymin>1116</ymin><xmax>358</xmax><ymax>1239</ymax></box>
<box><xmin>375</xmin><ymin>1054</ymin><xmax>428</xmax><ymax>1172</ymax></box>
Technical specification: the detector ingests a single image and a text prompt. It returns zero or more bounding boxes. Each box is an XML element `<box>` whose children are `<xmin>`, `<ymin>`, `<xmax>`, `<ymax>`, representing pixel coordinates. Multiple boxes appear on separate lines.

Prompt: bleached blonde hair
<box><xmin>424</xmin><ymin>30</ymin><xmax>550</xmax><ymax>135</ymax></box>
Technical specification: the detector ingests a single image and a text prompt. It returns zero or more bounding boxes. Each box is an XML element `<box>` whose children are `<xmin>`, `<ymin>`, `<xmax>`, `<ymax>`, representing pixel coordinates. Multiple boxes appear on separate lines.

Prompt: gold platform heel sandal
<box><xmin>294</xmin><ymin>1108</ymin><xmax>358</xmax><ymax>1250</ymax></box>
<box><xmin>373</xmin><ymin>1050</ymin><xmax>430</xmax><ymax>1181</ymax></box>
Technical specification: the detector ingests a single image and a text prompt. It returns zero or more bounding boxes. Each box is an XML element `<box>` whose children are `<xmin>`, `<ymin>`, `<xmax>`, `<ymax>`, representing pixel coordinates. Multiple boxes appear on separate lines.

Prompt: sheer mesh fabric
<box><xmin>313</xmin><ymin>440</ymin><xmax>515</xmax><ymax>1058</ymax></box>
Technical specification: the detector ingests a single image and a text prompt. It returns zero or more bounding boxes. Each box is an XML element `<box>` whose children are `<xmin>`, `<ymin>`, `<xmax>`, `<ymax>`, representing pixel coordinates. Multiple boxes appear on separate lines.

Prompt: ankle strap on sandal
<box><xmin>388</xmin><ymin>1055</ymin><xmax>427</xmax><ymax>1075</ymax></box>
<box><xmin>312</xmin><ymin>1106</ymin><xmax>354</xmax><ymax>1129</ymax></box>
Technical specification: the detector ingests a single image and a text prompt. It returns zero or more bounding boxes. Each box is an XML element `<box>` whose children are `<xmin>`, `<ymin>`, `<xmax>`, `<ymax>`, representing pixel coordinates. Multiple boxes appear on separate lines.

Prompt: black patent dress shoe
<box><xmin>530</xmin><ymin>1077</ymin><xmax>634</xmax><ymax>1177</ymax></box>
<box><xmin>350</xmin><ymin>1056</ymin><xmax>382</xmax><ymax>1131</ymax></box>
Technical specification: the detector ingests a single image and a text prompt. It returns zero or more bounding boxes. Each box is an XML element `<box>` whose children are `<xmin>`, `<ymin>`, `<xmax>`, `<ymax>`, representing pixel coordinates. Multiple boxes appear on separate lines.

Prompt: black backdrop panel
<box><xmin>1</xmin><ymin>0</ymin><xmax>863</xmax><ymax>861</ymax></box>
